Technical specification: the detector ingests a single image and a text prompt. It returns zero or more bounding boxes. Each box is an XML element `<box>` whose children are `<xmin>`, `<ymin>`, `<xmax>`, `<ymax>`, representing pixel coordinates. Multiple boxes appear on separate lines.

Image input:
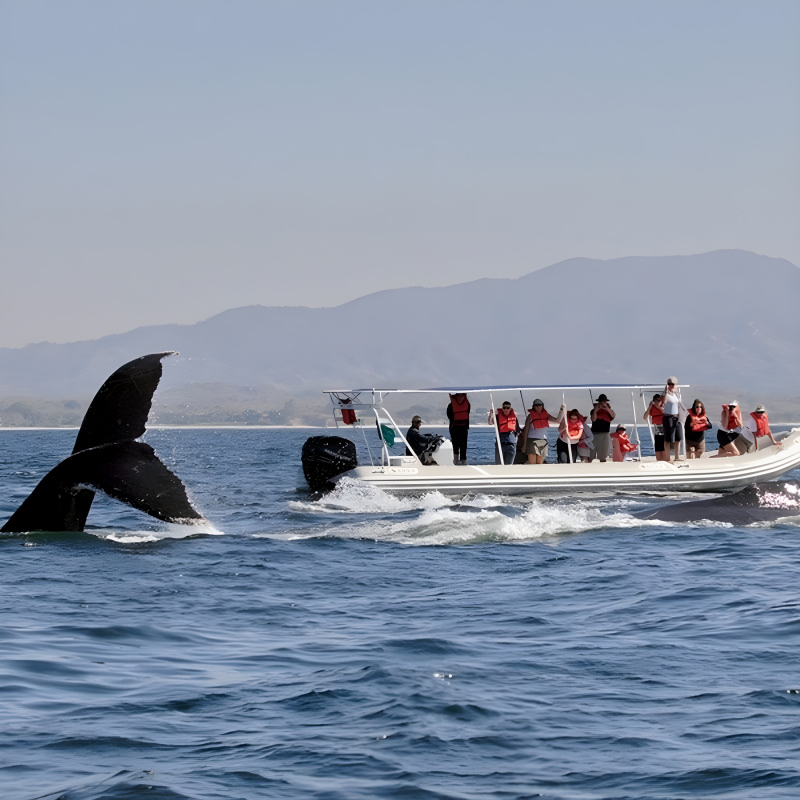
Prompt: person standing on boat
<box><xmin>447</xmin><ymin>392</ymin><xmax>470</xmax><ymax>465</ymax></box>
<box><xmin>488</xmin><ymin>402</ymin><xmax>518</xmax><ymax>465</ymax></box>
<box><xmin>643</xmin><ymin>394</ymin><xmax>668</xmax><ymax>462</ymax></box>
<box><xmin>661</xmin><ymin>377</ymin><xmax>684</xmax><ymax>462</ymax></box>
<box><xmin>714</xmin><ymin>400</ymin><xmax>743</xmax><ymax>457</ymax></box>
<box><xmin>522</xmin><ymin>399</ymin><xmax>558</xmax><ymax>464</ymax></box>
<box><xmin>736</xmin><ymin>404</ymin><xmax>782</xmax><ymax>454</ymax></box>
<box><xmin>557</xmin><ymin>409</ymin><xmax>584</xmax><ymax>463</ymax></box>
<box><xmin>405</xmin><ymin>415</ymin><xmax>427</xmax><ymax>458</ymax></box>
<box><xmin>684</xmin><ymin>400</ymin><xmax>712</xmax><ymax>459</ymax></box>
<box><xmin>590</xmin><ymin>394</ymin><xmax>616</xmax><ymax>462</ymax></box>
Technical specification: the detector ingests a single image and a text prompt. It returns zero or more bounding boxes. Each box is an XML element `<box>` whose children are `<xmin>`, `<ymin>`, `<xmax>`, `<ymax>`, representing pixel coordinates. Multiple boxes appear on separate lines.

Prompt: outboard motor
<box><xmin>420</xmin><ymin>435</ymin><xmax>454</xmax><ymax>466</ymax></box>
<box><xmin>301</xmin><ymin>436</ymin><xmax>358</xmax><ymax>493</ymax></box>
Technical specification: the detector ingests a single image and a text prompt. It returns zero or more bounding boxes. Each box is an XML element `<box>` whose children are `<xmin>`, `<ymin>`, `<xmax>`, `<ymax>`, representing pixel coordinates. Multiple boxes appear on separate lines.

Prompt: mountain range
<box><xmin>2</xmin><ymin>250</ymin><xmax>798</xmax><ymax>425</ymax></box>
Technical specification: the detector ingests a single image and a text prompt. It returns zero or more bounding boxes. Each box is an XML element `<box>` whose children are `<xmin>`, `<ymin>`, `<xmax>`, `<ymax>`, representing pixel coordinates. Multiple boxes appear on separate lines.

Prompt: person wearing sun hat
<box><xmin>737</xmin><ymin>404</ymin><xmax>782</xmax><ymax>453</ymax></box>
<box><xmin>714</xmin><ymin>400</ymin><xmax>743</xmax><ymax>457</ymax></box>
<box><xmin>522</xmin><ymin>398</ymin><xmax>558</xmax><ymax>464</ymax></box>
<box><xmin>590</xmin><ymin>393</ymin><xmax>616</xmax><ymax>462</ymax></box>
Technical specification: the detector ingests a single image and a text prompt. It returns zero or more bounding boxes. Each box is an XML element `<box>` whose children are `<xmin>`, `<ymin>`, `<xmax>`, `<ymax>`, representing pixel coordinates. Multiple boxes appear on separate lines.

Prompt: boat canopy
<box><xmin>324</xmin><ymin>383</ymin><xmax>687</xmax><ymax>396</ymax></box>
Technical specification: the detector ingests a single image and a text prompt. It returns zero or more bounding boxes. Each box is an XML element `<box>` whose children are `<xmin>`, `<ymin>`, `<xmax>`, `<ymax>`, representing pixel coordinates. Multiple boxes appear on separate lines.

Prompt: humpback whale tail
<box><xmin>1</xmin><ymin>352</ymin><xmax>205</xmax><ymax>533</ymax></box>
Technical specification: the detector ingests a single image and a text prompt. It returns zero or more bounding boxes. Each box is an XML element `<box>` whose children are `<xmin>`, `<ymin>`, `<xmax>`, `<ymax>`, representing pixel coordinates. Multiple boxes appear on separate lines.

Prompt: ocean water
<box><xmin>2</xmin><ymin>427</ymin><xmax>800</xmax><ymax>800</ymax></box>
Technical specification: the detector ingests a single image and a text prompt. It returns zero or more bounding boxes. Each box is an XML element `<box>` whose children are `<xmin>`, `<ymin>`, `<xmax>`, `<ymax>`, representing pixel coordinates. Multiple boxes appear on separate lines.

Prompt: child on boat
<box><xmin>610</xmin><ymin>425</ymin><xmax>638</xmax><ymax>462</ymax></box>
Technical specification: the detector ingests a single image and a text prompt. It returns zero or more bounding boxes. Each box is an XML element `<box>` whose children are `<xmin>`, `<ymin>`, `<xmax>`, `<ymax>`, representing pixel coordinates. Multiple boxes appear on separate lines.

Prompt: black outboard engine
<box><xmin>301</xmin><ymin>436</ymin><xmax>358</xmax><ymax>493</ymax></box>
<box><xmin>419</xmin><ymin>434</ymin><xmax>444</xmax><ymax>465</ymax></box>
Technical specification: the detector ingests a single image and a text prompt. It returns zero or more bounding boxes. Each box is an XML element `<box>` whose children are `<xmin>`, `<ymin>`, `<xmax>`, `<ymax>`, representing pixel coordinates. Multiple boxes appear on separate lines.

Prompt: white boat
<box><xmin>301</xmin><ymin>384</ymin><xmax>800</xmax><ymax>495</ymax></box>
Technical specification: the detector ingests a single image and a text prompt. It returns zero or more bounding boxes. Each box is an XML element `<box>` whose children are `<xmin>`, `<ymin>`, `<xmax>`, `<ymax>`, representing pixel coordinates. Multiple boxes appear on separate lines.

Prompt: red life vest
<box><xmin>611</xmin><ymin>431</ymin><xmax>637</xmax><ymax>452</ymax></box>
<box><xmin>528</xmin><ymin>408</ymin><xmax>551</xmax><ymax>429</ymax></box>
<box><xmin>449</xmin><ymin>394</ymin><xmax>470</xmax><ymax>424</ymax></box>
<box><xmin>751</xmin><ymin>412</ymin><xmax>769</xmax><ymax>437</ymax></box>
<box><xmin>648</xmin><ymin>405</ymin><xmax>664</xmax><ymax>426</ymax></box>
<box><xmin>595</xmin><ymin>407</ymin><xmax>612</xmax><ymax>422</ymax></box>
<box><xmin>688</xmin><ymin>410</ymin><xmax>709</xmax><ymax>432</ymax></box>
<box><xmin>565</xmin><ymin>414</ymin><xmax>585</xmax><ymax>440</ymax></box>
<box><xmin>723</xmin><ymin>406</ymin><xmax>742</xmax><ymax>431</ymax></box>
<box><xmin>496</xmin><ymin>408</ymin><xmax>517</xmax><ymax>433</ymax></box>
<box><xmin>340</xmin><ymin>399</ymin><xmax>357</xmax><ymax>425</ymax></box>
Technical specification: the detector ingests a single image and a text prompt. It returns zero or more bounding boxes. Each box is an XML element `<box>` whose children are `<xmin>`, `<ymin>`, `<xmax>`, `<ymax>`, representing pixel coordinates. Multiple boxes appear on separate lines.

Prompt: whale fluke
<box><xmin>1</xmin><ymin>353</ymin><xmax>204</xmax><ymax>533</ymax></box>
<box><xmin>635</xmin><ymin>482</ymin><xmax>800</xmax><ymax>525</ymax></box>
<box><xmin>72</xmin><ymin>352</ymin><xmax>174</xmax><ymax>454</ymax></box>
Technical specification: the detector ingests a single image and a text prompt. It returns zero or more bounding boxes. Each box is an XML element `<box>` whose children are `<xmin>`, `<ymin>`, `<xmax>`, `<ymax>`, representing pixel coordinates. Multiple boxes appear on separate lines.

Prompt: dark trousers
<box><xmin>495</xmin><ymin>432</ymin><xmax>517</xmax><ymax>465</ymax></box>
<box><xmin>450</xmin><ymin>426</ymin><xmax>469</xmax><ymax>461</ymax></box>
<box><xmin>557</xmin><ymin>439</ymin><xmax>578</xmax><ymax>463</ymax></box>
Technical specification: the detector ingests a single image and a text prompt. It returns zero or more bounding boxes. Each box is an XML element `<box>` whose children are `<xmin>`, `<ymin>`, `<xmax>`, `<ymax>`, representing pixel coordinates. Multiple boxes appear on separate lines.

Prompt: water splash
<box><xmin>284</xmin><ymin>478</ymin><xmax>666</xmax><ymax>545</ymax></box>
<box><xmin>94</xmin><ymin>520</ymin><xmax>223</xmax><ymax>544</ymax></box>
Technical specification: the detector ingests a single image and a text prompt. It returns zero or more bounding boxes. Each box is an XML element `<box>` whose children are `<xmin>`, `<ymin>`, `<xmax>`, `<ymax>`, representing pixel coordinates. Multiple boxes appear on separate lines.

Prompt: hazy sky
<box><xmin>1</xmin><ymin>0</ymin><xmax>798</xmax><ymax>348</ymax></box>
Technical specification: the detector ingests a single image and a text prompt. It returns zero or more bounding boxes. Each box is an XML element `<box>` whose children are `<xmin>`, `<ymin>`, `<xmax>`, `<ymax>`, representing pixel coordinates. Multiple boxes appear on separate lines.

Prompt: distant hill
<box><xmin>1</xmin><ymin>250</ymin><xmax>798</xmax><ymax>425</ymax></box>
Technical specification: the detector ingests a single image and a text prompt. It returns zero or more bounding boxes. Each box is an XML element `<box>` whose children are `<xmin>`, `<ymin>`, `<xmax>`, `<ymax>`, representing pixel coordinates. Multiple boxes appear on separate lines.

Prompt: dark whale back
<box><xmin>635</xmin><ymin>481</ymin><xmax>800</xmax><ymax>524</ymax></box>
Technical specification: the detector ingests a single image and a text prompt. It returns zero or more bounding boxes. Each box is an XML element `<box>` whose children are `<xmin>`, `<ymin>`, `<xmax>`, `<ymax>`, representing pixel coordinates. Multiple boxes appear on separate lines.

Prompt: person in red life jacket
<box><xmin>684</xmin><ymin>399</ymin><xmax>712</xmax><ymax>459</ymax></box>
<box><xmin>447</xmin><ymin>392</ymin><xmax>470</xmax><ymax>465</ymax></box>
<box><xmin>590</xmin><ymin>393</ymin><xmax>616</xmax><ymax>462</ymax></box>
<box><xmin>714</xmin><ymin>400</ymin><xmax>743</xmax><ymax>457</ymax></box>
<box><xmin>488</xmin><ymin>402</ymin><xmax>519</xmax><ymax>465</ymax></box>
<box><xmin>557</xmin><ymin>409</ymin><xmax>584</xmax><ymax>463</ymax></box>
<box><xmin>610</xmin><ymin>425</ymin><xmax>639</xmax><ymax>462</ymax></box>
<box><xmin>521</xmin><ymin>399</ymin><xmax>559</xmax><ymax>464</ymax></box>
<box><xmin>642</xmin><ymin>394</ymin><xmax>668</xmax><ymax>462</ymax></box>
<box><xmin>737</xmin><ymin>404</ymin><xmax>782</xmax><ymax>454</ymax></box>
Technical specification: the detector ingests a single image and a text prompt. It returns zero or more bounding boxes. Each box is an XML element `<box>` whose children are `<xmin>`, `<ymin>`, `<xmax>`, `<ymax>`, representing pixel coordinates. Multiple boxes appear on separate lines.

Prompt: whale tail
<box><xmin>1</xmin><ymin>353</ymin><xmax>204</xmax><ymax>533</ymax></box>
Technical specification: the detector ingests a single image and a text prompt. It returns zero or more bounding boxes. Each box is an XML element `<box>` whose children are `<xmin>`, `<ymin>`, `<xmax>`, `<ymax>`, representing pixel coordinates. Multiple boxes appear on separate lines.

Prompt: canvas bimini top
<box><xmin>324</xmin><ymin>383</ymin><xmax>686</xmax><ymax>396</ymax></box>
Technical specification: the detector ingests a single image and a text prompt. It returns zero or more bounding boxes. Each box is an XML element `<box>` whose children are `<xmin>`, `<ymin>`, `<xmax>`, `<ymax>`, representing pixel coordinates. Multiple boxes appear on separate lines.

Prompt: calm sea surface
<box><xmin>2</xmin><ymin>427</ymin><xmax>800</xmax><ymax>800</ymax></box>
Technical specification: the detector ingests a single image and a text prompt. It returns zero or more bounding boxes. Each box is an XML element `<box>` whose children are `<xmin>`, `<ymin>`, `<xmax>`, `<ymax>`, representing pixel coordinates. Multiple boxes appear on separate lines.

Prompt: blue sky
<box><xmin>1</xmin><ymin>0</ymin><xmax>798</xmax><ymax>347</ymax></box>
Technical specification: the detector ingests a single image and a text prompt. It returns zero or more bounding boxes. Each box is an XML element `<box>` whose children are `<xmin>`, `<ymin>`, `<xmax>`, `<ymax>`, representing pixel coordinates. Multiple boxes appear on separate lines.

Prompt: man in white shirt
<box><xmin>662</xmin><ymin>377</ymin><xmax>683</xmax><ymax>462</ymax></box>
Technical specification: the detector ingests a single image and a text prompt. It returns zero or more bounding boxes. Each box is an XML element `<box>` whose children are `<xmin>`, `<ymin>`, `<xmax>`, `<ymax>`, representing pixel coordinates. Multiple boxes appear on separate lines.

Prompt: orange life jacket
<box><xmin>648</xmin><ymin>405</ymin><xmax>664</xmax><ymax>426</ymax></box>
<box><xmin>449</xmin><ymin>394</ymin><xmax>470</xmax><ymax>424</ymax></box>
<box><xmin>751</xmin><ymin>412</ymin><xmax>769</xmax><ymax>438</ymax></box>
<box><xmin>688</xmin><ymin>410</ymin><xmax>709</xmax><ymax>432</ymax></box>
<box><xmin>610</xmin><ymin>430</ymin><xmax>637</xmax><ymax>452</ymax></box>
<box><xmin>528</xmin><ymin>408</ymin><xmax>551</xmax><ymax>429</ymax></box>
<box><xmin>595</xmin><ymin>407</ymin><xmax>612</xmax><ymax>422</ymax></box>
<box><xmin>496</xmin><ymin>408</ymin><xmax>517</xmax><ymax>433</ymax></box>
<box><xmin>723</xmin><ymin>406</ymin><xmax>742</xmax><ymax>431</ymax></box>
<box><xmin>565</xmin><ymin>414</ymin><xmax>585</xmax><ymax>440</ymax></box>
